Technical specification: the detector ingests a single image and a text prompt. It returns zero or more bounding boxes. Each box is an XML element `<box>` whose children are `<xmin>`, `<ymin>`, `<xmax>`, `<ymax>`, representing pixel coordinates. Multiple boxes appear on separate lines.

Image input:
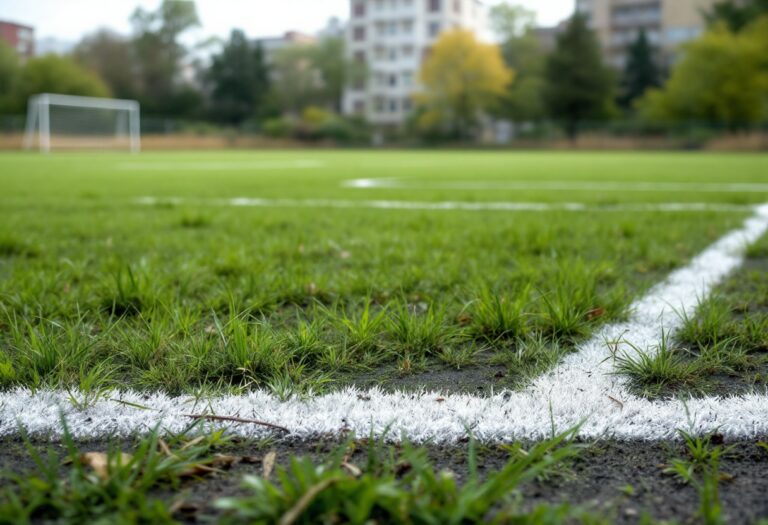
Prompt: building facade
<box><xmin>0</xmin><ymin>20</ymin><xmax>34</xmax><ymax>60</ymax></box>
<box><xmin>342</xmin><ymin>0</ymin><xmax>486</xmax><ymax>127</ymax></box>
<box><xmin>575</xmin><ymin>0</ymin><xmax>719</xmax><ymax>68</ymax></box>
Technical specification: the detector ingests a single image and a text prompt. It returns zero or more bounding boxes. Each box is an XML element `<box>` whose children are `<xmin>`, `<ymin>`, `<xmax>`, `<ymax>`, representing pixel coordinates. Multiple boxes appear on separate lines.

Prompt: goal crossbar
<box><xmin>24</xmin><ymin>93</ymin><xmax>141</xmax><ymax>153</ymax></box>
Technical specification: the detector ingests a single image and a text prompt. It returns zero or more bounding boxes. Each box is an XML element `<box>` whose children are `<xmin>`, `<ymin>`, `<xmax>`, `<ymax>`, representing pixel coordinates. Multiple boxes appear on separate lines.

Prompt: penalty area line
<box><xmin>134</xmin><ymin>196</ymin><xmax>757</xmax><ymax>214</ymax></box>
<box><xmin>2</xmin><ymin>205</ymin><xmax>768</xmax><ymax>442</ymax></box>
<box><xmin>343</xmin><ymin>178</ymin><xmax>768</xmax><ymax>194</ymax></box>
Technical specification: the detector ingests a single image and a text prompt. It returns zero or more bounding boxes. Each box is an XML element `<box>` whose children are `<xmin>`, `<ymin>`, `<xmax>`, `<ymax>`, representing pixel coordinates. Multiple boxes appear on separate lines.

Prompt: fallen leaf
<box><xmin>586</xmin><ymin>307</ymin><xmax>606</xmax><ymax>321</ymax></box>
<box><xmin>339</xmin><ymin>250</ymin><xmax>351</xmax><ymax>260</ymax></box>
<box><xmin>80</xmin><ymin>452</ymin><xmax>133</xmax><ymax>481</ymax></box>
<box><xmin>263</xmin><ymin>451</ymin><xmax>277</xmax><ymax>479</ymax></box>
<box><xmin>341</xmin><ymin>460</ymin><xmax>362</xmax><ymax>477</ymax></box>
<box><xmin>456</xmin><ymin>313</ymin><xmax>472</xmax><ymax>326</ymax></box>
<box><xmin>435</xmin><ymin>396</ymin><xmax>446</xmax><ymax>403</ymax></box>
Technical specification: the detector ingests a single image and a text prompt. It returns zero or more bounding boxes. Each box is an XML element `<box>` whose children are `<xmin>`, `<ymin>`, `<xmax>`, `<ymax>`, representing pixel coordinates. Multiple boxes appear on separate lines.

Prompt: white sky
<box><xmin>0</xmin><ymin>0</ymin><xmax>574</xmax><ymax>43</ymax></box>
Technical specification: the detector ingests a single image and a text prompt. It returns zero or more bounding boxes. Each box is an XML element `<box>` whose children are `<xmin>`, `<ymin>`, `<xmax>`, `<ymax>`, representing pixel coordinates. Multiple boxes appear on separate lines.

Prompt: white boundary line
<box><xmin>343</xmin><ymin>177</ymin><xmax>768</xmax><ymax>193</ymax></box>
<box><xmin>2</xmin><ymin>206</ymin><xmax>768</xmax><ymax>442</ymax></box>
<box><xmin>119</xmin><ymin>160</ymin><xmax>325</xmax><ymax>171</ymax></box>
<box><xmin>135</xmin><ymin>196</ymin><xmax>757</xmax><ymax>214</ymax></box>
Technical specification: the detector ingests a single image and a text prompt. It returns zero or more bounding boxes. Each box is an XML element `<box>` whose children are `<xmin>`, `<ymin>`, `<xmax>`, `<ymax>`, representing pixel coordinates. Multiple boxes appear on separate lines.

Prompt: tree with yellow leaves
<box><xmin>416</xmin><ymin>30</ymin><xmax>513</xmax><ymax>139</ymax></box>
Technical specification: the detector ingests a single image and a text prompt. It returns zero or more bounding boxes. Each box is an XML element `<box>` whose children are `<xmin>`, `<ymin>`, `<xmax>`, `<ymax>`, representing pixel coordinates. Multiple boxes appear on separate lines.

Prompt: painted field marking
<box><xmin>135</xmin><ymin>196</ymin><xmax>756</xmax><ymax>214</ymax></box>
<box><xmin>118</xmin><ymin>159</ymin><xmax>324</xmax><ymax>171</ymax></box>
<box><xmin>2</xmin><ymin>205</ymin><xmax>768</xmax><ymax>442</ymax></box>
<box><xmin>344</xmin><ymin>177</ymin><xmax>768</xmax><ymax>194</ymax></box>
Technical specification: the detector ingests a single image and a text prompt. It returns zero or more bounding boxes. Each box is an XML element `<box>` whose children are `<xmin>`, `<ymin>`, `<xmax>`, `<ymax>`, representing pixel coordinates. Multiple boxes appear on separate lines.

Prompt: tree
<box><xmin>707</xmin><ymin>0</ymin><xmax>768</xmax><ymax>32</ymax></box>
<box><xmin>130</xmin><ymin>0</ymin><xmax>200</xmax><ymax>115</ymax></box>
<box><xmin>489</xmin><ymin>3</ymin><xmax>536</xmax><ymax>41</ymax></box>
<box><xmin>619</xmin><ymin>30</ymin><xmax>660</xmax><ymax>109</ymax></box>
<box><xmin>269</xmin><ymin>44</ymin><xmax>324</xmax><ymax>115</ymax></box>
<box><xmin>638</xmin><ymin>17</ymin><xmax>768</xmax><ymax>128</ymax></box>
<box><xmin>310</xmin><ymin>37</ymin><xmax>348</xmax><ymax>113</ymax></box>
<box><xmin>73</xmin><ymin>29</ymin><xmax>138</xmax><ymax>100</ymax></box>
<box><xmin>10</xmin><ymin>55</ymin><xmax>110</xmax><ymax>112</ymax></box>
<box><xmin>544</xmin><ymin>13</ymin><xmax>615</xmax><ymax>138</ymax></box>
<box><xmin>0</xmin><ymin>42</ymin><xmax>20</xmax><ymax>113</ymax></box>
<box><xmin>206</xmin><ymin>29</ymin><xmax>270</xmax><ymax>124</ymax></box>
<box><xmin>416</xmin><ymin>30</ymin><xmax>513</xmax><ymax>139</ymax></box>
<box><xmin>268</xmin><ymin>37</ymin><xmax>353</xmax><ymax>116</ymax></box>
<box><xmin>490</xmin><ymin>3</ymin><xmax>547</xmax><ymax>122</ymax></box>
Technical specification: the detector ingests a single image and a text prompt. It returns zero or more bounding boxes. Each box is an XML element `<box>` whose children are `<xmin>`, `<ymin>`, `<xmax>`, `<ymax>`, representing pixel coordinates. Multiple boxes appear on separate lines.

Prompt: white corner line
<box><xmin>3</xmin><ymin>205</ymin><xmax>768</xmax><ymax>443</ymax></box>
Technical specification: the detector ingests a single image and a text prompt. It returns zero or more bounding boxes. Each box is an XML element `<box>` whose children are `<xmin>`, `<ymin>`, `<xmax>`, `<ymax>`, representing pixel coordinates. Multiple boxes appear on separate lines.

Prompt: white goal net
<box><xmin>24</xmin><ymin>93</ymin><xmax>141</xmax><ymax>153</ymax></box>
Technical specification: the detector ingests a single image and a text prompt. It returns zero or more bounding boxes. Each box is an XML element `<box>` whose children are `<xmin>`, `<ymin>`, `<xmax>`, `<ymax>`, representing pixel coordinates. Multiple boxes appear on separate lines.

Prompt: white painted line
<box><xmin>135</xmin><ymin>196</ymin><xmax>756</xmax><ymax>214</ymax></box>
<box><xmin>343</xmin><ymin>177</ymin><xmax>768</xmax><ymax>194</ymax></box>
<box><xmin>2</xmin><ymin>205</ymin><xmax>768</xmax><ymax>442</ymax></box>
<box><xmin>119</xmin><ymin>160</ymin><xmax>324</xmax><ymax>171</ymax></box>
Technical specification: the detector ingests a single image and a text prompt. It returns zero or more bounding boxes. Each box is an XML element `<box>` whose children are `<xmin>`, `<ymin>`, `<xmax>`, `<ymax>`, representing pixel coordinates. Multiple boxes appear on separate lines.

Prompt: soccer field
<box><xmin>1</xmin><ymin>150</ymin><xmax>768</xmax><ymax>441</ymax></box>
<box><xmin>4</xmin><ymin>150</ymin><xmax>768</xmax><ymax>523</ymax></box>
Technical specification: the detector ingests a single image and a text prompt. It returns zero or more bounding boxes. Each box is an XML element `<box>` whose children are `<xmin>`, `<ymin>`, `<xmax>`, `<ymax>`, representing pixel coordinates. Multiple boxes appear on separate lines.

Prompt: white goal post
<box><xmin>24</xmin><ymin>93</ymin><xmax>141</xmax><ymax>153</ymax></box>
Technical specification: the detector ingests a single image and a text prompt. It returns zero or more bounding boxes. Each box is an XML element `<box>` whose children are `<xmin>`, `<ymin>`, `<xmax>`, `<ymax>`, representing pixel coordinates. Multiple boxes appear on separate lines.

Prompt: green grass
<box><xmin>0</xmin><ymin>151</ymin><xmax>764</xmax><ymax>395</ymax></box>
<box><xmin>0</xmin><ymin>422</ymin><xmax>598</xmax><ymax>524</ymax></box>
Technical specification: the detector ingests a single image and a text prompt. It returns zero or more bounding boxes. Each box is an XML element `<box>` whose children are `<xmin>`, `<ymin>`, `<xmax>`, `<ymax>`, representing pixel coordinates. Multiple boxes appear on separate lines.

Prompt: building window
<box><xmin>354</xmin><ymin>51</ymin><xmax>366</xmax><ymax>64</ymax></box>
<box><xmin>429</xmin><ymin>0</ymin><xmax>441</xmax><ymax>12</ymax></box>
<box><xmin>402</xmin><ymin>71</ymin><xmax>413</xmax><ymax>86</ymax></box>
<box><xmin>428</xmin><ymin>21</ymin><xmax>441</xmax><ymax>37</ymax></box>
<box><xmin>389</xmin><ymin>48</ymin><xmax>398</xmax><ymax>61</ymax></box>
<box><xmin>353</xmin><ymin>100</ymin><xmax>366</xmax><ymax>114</ymax></box>
<box><xmin>353</xmin><ymin>26</ymin><xmax>366</xmax><ymax>41</ymax></box>
<box><xmin>389</xmin><ymin>99</ymin><xmax>398</xmax><ymax>112</ymax></box>
<box><xmin>402</xmin><ymin>45</ymin><xmax>414</xmax><ymax>57</ymax></box>
<box><xmin>389</xmin><ymin>74</ymin><xmax>398</xmax><ymax>86</ymax></box>
<box><xmin>453</xmin><ymin>0</ymin><xmax>461</xmax><ymax>13</ymax></box>
<box><xmin>353</xmin><ymin>2</ymin><xmax>366</xmax><ymax>17</ymax></box>
<box><xmin>403</xmin><ymin>98</ymin><xmax>413</xmax><ymax>111</ymax></box>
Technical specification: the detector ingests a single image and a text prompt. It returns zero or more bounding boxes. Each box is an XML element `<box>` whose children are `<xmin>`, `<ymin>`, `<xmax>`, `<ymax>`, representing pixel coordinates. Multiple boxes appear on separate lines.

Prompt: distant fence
<box><xmin>2</xmin><ymin>114</ymin><xmax>767</xmax><ymax>151</ymax></box>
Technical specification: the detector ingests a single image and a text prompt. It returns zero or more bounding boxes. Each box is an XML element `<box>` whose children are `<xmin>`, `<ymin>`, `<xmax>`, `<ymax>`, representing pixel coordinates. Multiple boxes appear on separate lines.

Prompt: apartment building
<box><xmin>0</xmin><ymin>20</ymin><xmax>34</xmax><ymax>60</ymax></box>
<box><xmin>342</xmin><ymin>0</ymin><xmax>486</xmax><ymax>127</ymax></box>
<box><xmin>576</xmin><ymin>0</ymin><xmax>719</xmax><ymax>68</ymax></box>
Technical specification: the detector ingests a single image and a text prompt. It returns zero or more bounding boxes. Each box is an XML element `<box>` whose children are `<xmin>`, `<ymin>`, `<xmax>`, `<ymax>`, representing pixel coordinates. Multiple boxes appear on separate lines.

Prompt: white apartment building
<box><xmin>342</xmin><ymin>0</ymin><xmax>486</xmax><ymax>128</ymax></box>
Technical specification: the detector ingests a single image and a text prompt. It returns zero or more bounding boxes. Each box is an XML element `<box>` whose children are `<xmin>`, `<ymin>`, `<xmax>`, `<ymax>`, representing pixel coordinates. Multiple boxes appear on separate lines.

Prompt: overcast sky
<box><xmin>0</xmin><ymin>0</ymin><xmax>574</xmax><ymax>43</ymax></box>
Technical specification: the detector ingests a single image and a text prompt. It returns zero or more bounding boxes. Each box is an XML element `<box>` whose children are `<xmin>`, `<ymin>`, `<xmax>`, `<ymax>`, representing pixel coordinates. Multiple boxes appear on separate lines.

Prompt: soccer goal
<box><xmin>24</xmin><ymin>93</ymin><xmax>141</xmax><ymax>153</ymax></box>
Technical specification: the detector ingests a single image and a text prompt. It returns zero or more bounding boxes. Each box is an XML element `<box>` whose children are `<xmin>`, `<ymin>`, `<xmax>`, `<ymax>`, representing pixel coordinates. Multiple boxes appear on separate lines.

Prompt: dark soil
<box><xmin>337</xmin><ymin>354</ymin><xmax>515</xmax><ymax>394</ymax></box>
<box><xmin>3</xmin><ymin>436</ymin><xmax>768</xmax><ymax>524</ymax></box>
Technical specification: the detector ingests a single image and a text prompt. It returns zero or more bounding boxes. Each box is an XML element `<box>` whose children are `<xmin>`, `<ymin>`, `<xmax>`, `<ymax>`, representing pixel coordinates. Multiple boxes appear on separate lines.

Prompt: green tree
<box><xmin>544</xmin><ymin>13</ymin><xmax>615</xmax><ymax>138</ymax></box>
<box><xmin>638</xmin><ymin>17</ymin><xmax>768</xmax><ymax>128</ymax></box>
<box><xmin>7</xmin><ymin>55</ymin><xmax>109</xmax><ymax>113</ymax></box>
<box><xmin>619</xmin><ymin>30</ymin><xmax>660</xmax><ymax>109</ymax></box>
<box><xmin>130</xmin><ymin>0</ymin><xmax>200</xmax><ymax>115</ymax></box>
<box><xmin>269</xmin><ymin>45</ymin><xmax>321</xmax><ymax>115</ymax></box>
<box><xmin>269</xmin><ymin>37</ymin><xmax>353</xmax><ymax>116</ymax></box>
<box><xmin>707</xmin><ymin>0</ymin><xmax>768</xmax><ymax>32</ymax></box>
<box><xmin>73</xmin><ymin>29</ymin><xmax>138</xmax><ymax>100</ymax></box>
<box><xmin>0</xmin><ymin>42</ymin><xmax>20</xmax><ymax>113</ymax></box>
<box><xmin>490</xmin><ymin>3</ymin><xmax>547</xmax><ymax>122</ymax></box>
<box><xmin>417</xmin><ymin>30</ymin><xmax>513</xmax><ymax>139</ymax></box>
<box><xmin>206</xmin><ymin>29</ymin><xmax>270</xmax><ymax>124</ymax></box>
<box><xmin>310</xmin><ymin>37</ymin><xmax>348</xmax><ymax>113</ymax></box>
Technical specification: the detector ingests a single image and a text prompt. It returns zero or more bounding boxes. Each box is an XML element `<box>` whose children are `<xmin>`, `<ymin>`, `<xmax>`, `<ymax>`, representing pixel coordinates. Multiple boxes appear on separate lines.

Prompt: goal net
<box><xmin>24</xmin><ymin>94</ymin><xmax>141</xmax><ymax>153</ymax></box>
